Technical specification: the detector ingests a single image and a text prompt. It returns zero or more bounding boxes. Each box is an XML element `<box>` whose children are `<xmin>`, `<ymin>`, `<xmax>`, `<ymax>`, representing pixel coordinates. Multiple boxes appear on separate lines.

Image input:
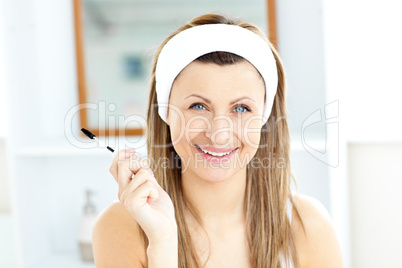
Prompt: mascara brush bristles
<box><xmin>81</xmin><ymin>128</ymin><xmax>95</xmax><ymax>139</ymax></box>
<box><xmin>81</xmin><ymin>128</ymin><xmax>115</xmax><ymax>154</ymax></box>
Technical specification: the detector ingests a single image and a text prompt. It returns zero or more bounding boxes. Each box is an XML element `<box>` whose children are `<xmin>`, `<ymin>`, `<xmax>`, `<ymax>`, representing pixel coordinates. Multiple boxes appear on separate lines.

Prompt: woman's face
<box><xmin>166</xmin><ymin>60</ymin><xmax>266</xmax><ymax>182</ymax></box>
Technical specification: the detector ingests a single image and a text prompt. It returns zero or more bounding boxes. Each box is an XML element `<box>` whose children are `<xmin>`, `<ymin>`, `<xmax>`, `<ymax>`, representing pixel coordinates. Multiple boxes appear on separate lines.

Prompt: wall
<box><xmin>323</xmin><ymin>0</ymin><xmax>402</xmax><ymax>141</ymax></box>
<box><xmin>276</xmin><ymin>0</ymin><xmax>327</xmax><ymax>138</ymax></box>
<box><xmin>4</xmin><ymin>0</ymin><xmax>401</xmax><ymax>267</ymax></box>
<box><xmin>349</xmin><ymin>144</ymin><xmax>402</xmax><ymax>268</ymax></box>
<box><xmin>0</xmin><ymin>2</ymin><xmax>17</xmax><ymax>266</ymax></box>
<box><xmin>0</xmin><ymin>140</ymin><xmax>10</xmax><ymax>213</ymax></box>
<box><xmin>0</xmin><ymin>0</ymin><xmax>10</xmax><ymax>213</ymax></box>
<box><xmin>323</xmin><ymin>0</ymin><xmax>402</xmax><ymax>267</ymax></box>
<box><xmin>276</xmin><ymin>0</ymin><xmax>332</xmax><ymax>212</ymax></box>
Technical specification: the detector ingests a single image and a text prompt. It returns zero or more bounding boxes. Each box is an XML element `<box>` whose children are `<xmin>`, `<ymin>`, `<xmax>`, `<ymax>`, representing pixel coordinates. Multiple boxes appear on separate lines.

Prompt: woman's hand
<box><xmin>109</xmin><ymin>148</ymin><xmax>177</xmax><ymax>242</ymax></box>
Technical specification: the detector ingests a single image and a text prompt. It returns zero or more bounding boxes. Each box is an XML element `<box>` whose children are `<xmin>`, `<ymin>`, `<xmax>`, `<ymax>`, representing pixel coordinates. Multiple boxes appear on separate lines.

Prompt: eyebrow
<box><xmin>184</xmin><ymin>94</ymin><xmax>256</xmax><ymax>105</ymax></box>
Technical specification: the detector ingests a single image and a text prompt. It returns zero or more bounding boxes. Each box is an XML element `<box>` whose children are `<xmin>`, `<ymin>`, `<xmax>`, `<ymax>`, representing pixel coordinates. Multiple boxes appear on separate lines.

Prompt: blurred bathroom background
<box><xmin>1</xmin><ymin>0</ymin><xmax>401</xmax><ymax>267</ymax></box>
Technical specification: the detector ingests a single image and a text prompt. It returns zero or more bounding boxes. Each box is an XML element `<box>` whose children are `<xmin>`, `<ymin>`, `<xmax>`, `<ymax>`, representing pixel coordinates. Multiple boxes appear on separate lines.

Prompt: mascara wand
<box><xmin>81</xmin><ymin>128</ymin><xmax>116</xmax><ymax>158</ymax></box>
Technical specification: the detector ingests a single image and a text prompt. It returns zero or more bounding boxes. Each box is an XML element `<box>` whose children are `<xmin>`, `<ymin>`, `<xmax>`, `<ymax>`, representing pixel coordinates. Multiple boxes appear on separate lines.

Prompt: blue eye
<box><xmin>189</xmin><ymin>103</ymin><xmax>251</xmax><ymax>114</ymax></box>
<box><xmin>189</xmin><ymin>103</ymin><xmax>206</xmax><ymax>110</ymax></box>
<box><xmin>234</xmin><ymin>105</ymin><xmax>251</xmax><ymax>113</ymax></box>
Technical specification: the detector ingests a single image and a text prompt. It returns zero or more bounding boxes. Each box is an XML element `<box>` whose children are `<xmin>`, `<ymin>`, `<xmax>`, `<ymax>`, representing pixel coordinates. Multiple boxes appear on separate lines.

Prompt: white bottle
<box><xmin>78</xmin><ymin>190</ymin><xmax>97</xmax><ymax>262</ymax></box>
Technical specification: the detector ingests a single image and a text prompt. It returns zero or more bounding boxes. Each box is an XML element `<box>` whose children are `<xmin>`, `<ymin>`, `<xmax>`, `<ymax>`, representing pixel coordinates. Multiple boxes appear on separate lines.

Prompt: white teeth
<box><xmin>198</xmin><ymin>146</ymin><xmax>234</xmax><ymax>157</ymax></box>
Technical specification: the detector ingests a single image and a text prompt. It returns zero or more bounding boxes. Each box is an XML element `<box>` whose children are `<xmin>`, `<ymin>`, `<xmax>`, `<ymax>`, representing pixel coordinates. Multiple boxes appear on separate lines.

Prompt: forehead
<box><xmin>171</xmin><ymin>60</ymin><xmax>265</xmax><ymax>97</ymax></box>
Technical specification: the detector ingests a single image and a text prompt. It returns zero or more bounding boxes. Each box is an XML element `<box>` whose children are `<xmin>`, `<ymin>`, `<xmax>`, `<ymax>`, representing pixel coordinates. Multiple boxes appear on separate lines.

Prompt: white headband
<box><xmin>155</xmin><ymin>24</ymin><xmax>278</xmax><ymax>124</ymax></box>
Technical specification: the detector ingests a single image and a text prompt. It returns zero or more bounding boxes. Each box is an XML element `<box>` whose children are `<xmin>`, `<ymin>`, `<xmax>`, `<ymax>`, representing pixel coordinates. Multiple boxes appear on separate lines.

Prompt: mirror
<box><xmin>73</xmin><ymin>0</ymin><xmax>277</xmax><ymax>137</ymax></box>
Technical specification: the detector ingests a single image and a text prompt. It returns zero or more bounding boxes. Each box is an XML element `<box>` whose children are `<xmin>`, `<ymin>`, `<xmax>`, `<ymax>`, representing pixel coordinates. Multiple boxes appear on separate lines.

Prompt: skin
<box><xmin>92</xmin><ymin>60</ymin><xmax>344</xmax><ymax>268</ymax></box>
<box><xmin>166</xmin><ymin>60</ymin><xmax>266</xmax><ymax>233</ymax></box>
<box><xmin>166</xmin><ymin>60</ymin><xmax>266</xmax><ymax>266</ymax></box>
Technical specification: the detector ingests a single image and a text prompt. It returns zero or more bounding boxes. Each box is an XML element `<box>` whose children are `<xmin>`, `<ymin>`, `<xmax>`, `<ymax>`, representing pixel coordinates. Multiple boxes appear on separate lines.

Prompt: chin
<box><xmin>195</xmin><ymin>168</ymin><xmax>233</xmax><ymax>184</ymax></box>
<box><xmin>179</xmin><ymin>144</ymin><xmax>248</xmax><ymax>180</ymax></box>
<box><xmin>193</xmin><ymin>154</ymin><xmax>242</xmax><ymax>182</ymax></box>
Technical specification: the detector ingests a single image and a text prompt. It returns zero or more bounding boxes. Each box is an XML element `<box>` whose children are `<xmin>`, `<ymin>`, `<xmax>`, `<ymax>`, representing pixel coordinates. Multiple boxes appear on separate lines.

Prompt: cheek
<box><xmin>185</xmin><ymin>115</ymin><xmax>210</xmax><ymax>139</ymax></box>
<box><xmin>241</xmin><ymin>119</ymin><xmax>262</xmax><ymax>150</ymax></box>
<box><xmin>167</xmin><ymin>107</ymin><xmax>187</xmax><ymax>141</ymax></box>
<box><xmin>170</xmin><ymin>114</ymin><xmax>209</xmax><ymax>150</ymax></box>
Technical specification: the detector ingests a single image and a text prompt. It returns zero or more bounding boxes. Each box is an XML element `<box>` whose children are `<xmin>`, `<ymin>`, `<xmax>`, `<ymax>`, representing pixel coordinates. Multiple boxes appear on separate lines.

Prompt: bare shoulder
<box><xmin>291</xmin><ymin>193</ymin><xmax>343</xmax><ymax>268</ymax></box>
<box><xmin>92</xmin><ymin>201</ymin><xmax>147</xmax><ymax>268</ymax></box>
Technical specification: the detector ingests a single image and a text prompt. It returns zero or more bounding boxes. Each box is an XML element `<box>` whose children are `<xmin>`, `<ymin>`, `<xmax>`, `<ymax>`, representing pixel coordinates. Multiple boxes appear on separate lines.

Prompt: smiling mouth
<box><xmin>194</xmin><ymin>144</ymin><xmax>238</xmax><ymax>157</ymax></box>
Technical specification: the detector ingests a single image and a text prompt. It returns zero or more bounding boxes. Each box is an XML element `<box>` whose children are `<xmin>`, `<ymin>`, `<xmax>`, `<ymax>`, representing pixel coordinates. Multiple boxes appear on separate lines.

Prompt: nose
<box><xmin>205</xmin><ymin>115</ymin><xmax>233</xmax><ymax>147</ymax></box>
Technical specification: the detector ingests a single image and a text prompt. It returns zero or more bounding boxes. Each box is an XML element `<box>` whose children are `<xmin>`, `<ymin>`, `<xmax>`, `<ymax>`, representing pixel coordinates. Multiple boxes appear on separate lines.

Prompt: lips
<box><xmin>196</xmin><ymin>144</ymin><xmax>238</xmax><ymax>154</ymax></box>
<box><xmin>194</xmin><ymin>144</ymin><xmax>238</xmax><ymax>157</ymax></box>
<box><xmin>194</xmin><ymin>144</ymin><xmax>238</xmax><ymax>163</ymax></box>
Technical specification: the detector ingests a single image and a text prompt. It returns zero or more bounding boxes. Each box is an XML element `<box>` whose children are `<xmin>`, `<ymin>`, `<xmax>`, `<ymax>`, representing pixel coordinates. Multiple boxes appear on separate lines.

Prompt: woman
<box><xmin>92</xmin><ymin>13</ymin><xmax>343</xmax><ymax>268</ymax></box>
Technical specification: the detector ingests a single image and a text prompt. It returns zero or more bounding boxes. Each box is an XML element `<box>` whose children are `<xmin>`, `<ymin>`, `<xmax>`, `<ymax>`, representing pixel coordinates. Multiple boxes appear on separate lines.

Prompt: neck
<box><xmin>181</xmin><ymin>167</ymin><xmax>247</xmax><ymax>232</ymax></box>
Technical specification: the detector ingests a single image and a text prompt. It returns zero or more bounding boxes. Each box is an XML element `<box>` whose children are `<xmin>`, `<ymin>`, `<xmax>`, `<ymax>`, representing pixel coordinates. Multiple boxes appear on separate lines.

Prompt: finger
<box><xmin>109</xmin><ymin>148</ymin><xmax>136</xmax><ymax>182</ymax></box>
<box><xmin>145</xmin><ymin>169</ymin><xmax>160</xmax><ymax>188</ymax></box>
<box><xmin>119</xmin><ymin>167</ymin><xmax>150</xmax><ymax>201</ymax></box>
<box><xmin>117</xmin><ymin>159</ymin><xmax>136</xmax><ymax>199</ymax></box>
<box><xmin>118</xmin><ymin>165</ymin><xmax>152</xmax><ymax>199</ymax></box>
<box><xmin>122</xmin><ymin>180</ymin><xmax>159</xmax><ymax>213</ymax></box>
<box><xmin>128</xmin><ymin>161</ymin><xmax>160</xmax><ymax>190</ymax></box>
<box><xmin>131</xmin><ymin>180</ymin><xmax>160</xmax><ymax>205</ymax></box>
<box><xmin>117</xmin><ymin>156</ymin><xmax>149</xmax><ymax>200</ymax></box>
<box><xmin>110</xmin><ymin>149</ymin><xmax>129</xmax><ymax>180</ymax></box>
<box><xmin>119</xmin><ymin>168</ymin><xmax>154</xmax><ymax>202</ymax></box>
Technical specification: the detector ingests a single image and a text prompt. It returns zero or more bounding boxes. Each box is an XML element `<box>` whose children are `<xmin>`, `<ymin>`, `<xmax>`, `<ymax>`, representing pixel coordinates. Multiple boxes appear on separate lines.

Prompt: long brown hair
<box><xmin>144</xmin><ymin>13</ymin><xmax>305</xmax><ymax>268</ymax></box>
